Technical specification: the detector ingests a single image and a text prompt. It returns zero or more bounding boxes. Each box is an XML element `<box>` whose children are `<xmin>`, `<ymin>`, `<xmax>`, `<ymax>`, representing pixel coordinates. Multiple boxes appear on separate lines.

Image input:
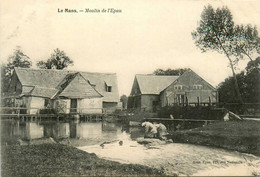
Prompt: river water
<box><xmin>1</xmin><ymin>119</ymin><xmax>260</xmax><ymax>176</ymax></box>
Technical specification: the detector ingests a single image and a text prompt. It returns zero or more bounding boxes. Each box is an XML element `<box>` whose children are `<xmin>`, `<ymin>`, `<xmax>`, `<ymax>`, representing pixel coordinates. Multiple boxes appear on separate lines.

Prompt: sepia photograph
<box><xmin>0</xmin><ymin>0</ymin><xmax>260</xmax><ymax>176</ymax></box>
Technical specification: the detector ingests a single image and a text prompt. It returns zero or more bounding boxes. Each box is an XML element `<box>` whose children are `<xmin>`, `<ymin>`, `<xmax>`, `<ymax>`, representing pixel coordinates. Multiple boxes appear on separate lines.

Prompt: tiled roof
<box><xmin>28</xmin><ymin>87</ymin><xmax>58</xmax><ymax>98</ymax></box>
<box><xmin>135</xmin><ymin>74</ymin><xmax>178</xmax><ymax>94</ymax></box>
<box><xmin>80</xmin><ymin>72</ymin><xmax>119</xmax><ymax>102</ymax></box>
<box><xmin>14</xmin><ymin>67</ymin><xmax>119</xmax><ymax>102</ymax></box>
<box><xmin>22</xmin><ymin>86</ymin><xmax>34</xmax><ymax>94</ymax></box>
<box><xmin>58</xmin><ymin>73</ymin><xmax>103</xmax><ymax>99</ymax></box>
<box><xmin>15</xmin><ymin>68</ymin><xmax>73</xmax><ymax>88</ymax></box>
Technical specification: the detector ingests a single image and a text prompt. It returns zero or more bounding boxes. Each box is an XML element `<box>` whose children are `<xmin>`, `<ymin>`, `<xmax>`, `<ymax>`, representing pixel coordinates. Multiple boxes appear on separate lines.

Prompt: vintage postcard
<box><xmin>1</xmin><ymin>0</ymin><xmax>260</xmax><ymax>176</ymax></box>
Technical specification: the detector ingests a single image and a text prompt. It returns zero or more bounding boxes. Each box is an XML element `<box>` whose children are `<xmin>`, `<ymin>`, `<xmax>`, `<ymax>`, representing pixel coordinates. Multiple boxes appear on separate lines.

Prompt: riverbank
<box><xmin>1</xmin><ymin>143</ymin><xmax>166</xmax><ymax>177</ymax></box>
<box><xmin>168</xmin><ymin>120</ymin><xmax>260</xmax><ymax>156</ymax></box>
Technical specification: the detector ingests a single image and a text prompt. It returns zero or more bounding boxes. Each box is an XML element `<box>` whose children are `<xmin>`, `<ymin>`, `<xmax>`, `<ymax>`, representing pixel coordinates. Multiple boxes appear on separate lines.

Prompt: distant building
<box><xmin>5</xmin><ymin>67</ymin><xmax>120</xmax><ymax>114</ymax></box>
<box><xmin>128</xmin><ymin>69</ymin><xmax>218</xmax><ymax>112</ymax></box>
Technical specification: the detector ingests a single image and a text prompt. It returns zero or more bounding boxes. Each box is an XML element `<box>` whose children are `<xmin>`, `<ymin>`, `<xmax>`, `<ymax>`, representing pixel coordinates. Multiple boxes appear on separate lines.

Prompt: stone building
<box><xmin>128</xmin><ymin>69</ymin><xmax>218</xmax><ymax>112</ymax></box>
<box><xmin>5</xmin><ymin>67</ymin><xmax>120</xmax><ymax>114</ymax></box>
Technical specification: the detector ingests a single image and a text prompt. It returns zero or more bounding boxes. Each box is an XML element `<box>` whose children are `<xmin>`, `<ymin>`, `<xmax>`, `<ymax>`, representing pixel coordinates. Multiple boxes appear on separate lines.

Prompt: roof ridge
<box><xmin>33</xmin><ymin>86</ymin><xmax>57</xmax><ymax>89</ymax></box>
<box><xmin>14</xmin><ymin>67</ymin><xmax>117</xmax><ymax>75</ymax></box>
<box><xmin>136</xmin><ymin>74</ymin><xmax>179</xmax><ymax>77</ymax></box>
<box><xmin>14</xmin><ymin>67</ymin><xmax>72</xmax><ymax>72</ymax></box>
<box><xmin>13</xmin><ymin>67</ymin><xmax>119</xmax><ymax>101</ymax></box>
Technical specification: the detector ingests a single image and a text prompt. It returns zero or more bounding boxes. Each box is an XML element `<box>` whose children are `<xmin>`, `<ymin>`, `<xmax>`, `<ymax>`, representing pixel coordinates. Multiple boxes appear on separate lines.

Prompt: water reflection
<box><xmin>1</xmin><ymin>119</ymin><xmax>260</xmax><ymax>176</ymax></box>
<box><xmin>43</xmin><ymin>122</ymin><xmax>69</xmax><ymax>139</ymax></box>
<box><xmin>1</xmin><ymin>121</ymin><xmax>44</xmax><ymax>141</ymax></box>
<box><xmin>1</xmin><ymin>120</ymin><xmax>142</xmax><ymax>144</ymax></box>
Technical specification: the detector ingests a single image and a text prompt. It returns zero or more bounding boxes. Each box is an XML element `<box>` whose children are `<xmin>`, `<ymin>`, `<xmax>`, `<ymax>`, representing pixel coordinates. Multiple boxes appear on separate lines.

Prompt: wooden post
<box><xmin>197</xmin><ymin>97</ymin><xmax>200</xmax><ymax>107</ymax></box>
<box><xmin>182</xmin><ymin>120</ymin><xmax>186</xmax><ymax>129</ymax></box>
<box><xmin>209</xmin><ymin>96</ymin><xmax>211</xmax><ymax>107</ymax></box>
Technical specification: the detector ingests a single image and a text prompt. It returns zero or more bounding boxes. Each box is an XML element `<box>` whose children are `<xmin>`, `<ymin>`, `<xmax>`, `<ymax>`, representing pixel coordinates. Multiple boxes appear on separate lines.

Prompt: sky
<box><xmin>1</xmin><ymin>0</ymin><xmax>260</xmax><ymax>96</ymax></box>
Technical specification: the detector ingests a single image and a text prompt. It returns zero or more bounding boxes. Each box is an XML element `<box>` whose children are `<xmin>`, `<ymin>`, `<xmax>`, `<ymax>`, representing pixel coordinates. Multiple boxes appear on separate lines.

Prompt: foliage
<box><xmin>218</xmin><ymin>72</ymin><xmax>246</xmax><ymax>103</ymax></box>
<box><xmin>5</xmin><ymin>46</ymin><xmax>32</xmax><ymax>77</ymax></box>
<box><xmin>120</xmin><ymin>95</ymin><xmax>128</xmax><ymax>109</ymax></box>
<box><xmin>1</xmin><ymin>65</ymin><xmax>9</xmax><ymax>93</ymax></box>
<box><xmin>246</xmin><ymin>56</ymin><xmax>260</xmax><ymax>73</ymax></box>
<box><xmin>1</xmin><ymin>46</ymin><xmax>32</xmax><ymax>93</ymax></box>
<box><xmin>233</xmin><ymin>25</ymin><xmax>260</xmax><ymax>65</ymax></box>
<box><xmin>153</xmin><ymin>68</ymin><xmax>189</xmax><ymax>76</ymax></box>
<box><xmin>192</xmin><ymin>5</ymin><xmax>235</xmax><ymax>55</ymax></box>
<box><xmin>37</xmin><ymin>48</ymin><xmax>73</xmax><ymax>70</ymax></box>
<box><xmin>191</xmin><ymin>5</ymin><xmax>259</xmax><ymax>103</ymax></box>
<box><xmin>158</xmin><ymin>106</ymin><xmax>224</xmax><ymax>120</ymax></box>
<box><xmin>243</xmin><ymin>57</ymin><xmax>260</xmax><ymax>103</ymax></box>
<box><xmin>218</xmin><ymin>57</ymin><xmax>260</xmax><ymax>103</ymax></box>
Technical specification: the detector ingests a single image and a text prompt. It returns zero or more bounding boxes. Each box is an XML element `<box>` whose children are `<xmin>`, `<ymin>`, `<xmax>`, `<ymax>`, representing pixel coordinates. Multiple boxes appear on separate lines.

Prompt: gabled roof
<box><xmin>164</xmin><ymin>69</ymin><xmax>216</xmax><ymax>91</ymax></box>
<box><xmin>135</xmin><ymin>74</ymin><xmax>178</xmax><ymax>95</ymax></box>
<box><xmin>15</xmin><ymin>67</ymin><xmax>74</xmax><ymax>89</ymax></box>
<box><xmin>80</xmin><ymin>72</ymin><xmax>119</xmax><ymax>102</ymax></box>
<box><xmin>58</xmin><ymin>73</ymin><xmax>103</xmax><ymax>99</ymax></box>
<box><xmin>14</xmin><ymin>67</ymin><xmax>119</xmax><ymax>102</ymax></box>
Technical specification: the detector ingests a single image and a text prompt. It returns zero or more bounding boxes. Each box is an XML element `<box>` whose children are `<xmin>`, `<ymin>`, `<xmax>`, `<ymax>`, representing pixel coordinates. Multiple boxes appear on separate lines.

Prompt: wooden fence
<box><xmin>0</xmin><ymin>107</ymin><xmax>104</xmax><ymax>121</ymax></box>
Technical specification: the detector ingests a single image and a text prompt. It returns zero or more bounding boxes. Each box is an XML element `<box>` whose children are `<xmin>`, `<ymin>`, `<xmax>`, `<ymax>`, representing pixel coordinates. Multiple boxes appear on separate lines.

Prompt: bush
<box><xmin>158</xmin><ymin>106</ymin><xmax>225</xmax><ymax>120</ymax></box>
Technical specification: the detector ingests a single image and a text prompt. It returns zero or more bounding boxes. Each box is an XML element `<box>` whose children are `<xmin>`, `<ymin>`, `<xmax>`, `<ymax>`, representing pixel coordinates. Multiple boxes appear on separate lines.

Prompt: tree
<box><xmin>120</xmin><ymin>95</ymin><xmax>128</xmax><ymax>109</ymax></box>
<box><xmin>37</xmin><ymin>48</ymin><xmax>73</xmax><ymax>70</ymax></box>
<box><xmin>218</xmin><ymin>72</ymin><xmax>245</xmax><ymax>103</ymax></box>
<box><xmin>192</xmin><ymin>5</ymin><xmax>244</xmax><ymax>103</ymax></box>
<box><xmin>218</xmin><ymin>57</ymin><xmax>260</xmax><ymax>103</ymax></box>
<box><xmin>1</xmin><ymin>65</ymin><xmax>9</xmax><ymax>93</ymax></box>
<box><xmin>243</xmin><ymin>57</ymin><xmax>260</xmax><ymax>103</ymax></box>
<box><xmin>233</xmin><ymin>25</ymin><xmax>260</xmax><ymax>70</ymax></box>
<box><xmin>153</xmin><ymin>68</ymin><xmax>189</xmax><ymax>76</ymax></box>
<box><xmin>246</xmin><ymin>56</ymin><xmax>260</xmax><ymax>73</ymax></box>
<box><xmin>1</xmin><ymin>46</ymin><xmax>32</xmax><ymax>93</ymax></box>
<box><xmin>5</xmin><ymin>46</ymin><xmax>32</xmax><ymax>77</ymax></box>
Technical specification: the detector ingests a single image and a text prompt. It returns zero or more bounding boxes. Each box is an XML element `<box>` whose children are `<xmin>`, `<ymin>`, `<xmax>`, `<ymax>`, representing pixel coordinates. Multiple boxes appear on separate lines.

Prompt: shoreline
<box><xmin>167</xmin><ymin>120</ymin><xmax>260</xmax><ymax>156</ymax></box>
<box><xmin>2</xmin><ymin>120</ymin><xmax>260</xmax><ymax>176</ymax></box>
<box><xmin>1</xmin><ymin>143</ymin><xmax>167</xmax><ymax>177</ymax></box>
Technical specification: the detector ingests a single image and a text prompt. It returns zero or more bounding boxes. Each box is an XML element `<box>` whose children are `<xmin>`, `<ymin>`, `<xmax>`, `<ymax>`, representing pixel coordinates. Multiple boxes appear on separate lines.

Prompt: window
<box><xmin>174</xmin><ymin>94</ymin><xmax>185</xmax><ymax>104</ymax></box>
<box><xmin>107</xmin><ymin>86</ymin><xmax>112</xmax><ymax>92</ymax></box>
<box><xmin>44</xmin><ymin>99</ymin><xmax>50</xmax><ymax>107</ymax></box>
<box><xmin>174</xmin><ymin>85</ymin><xmax>183</xmax><ymax>90</ymax></box>
<box><xmin>105</xmin><ymin>81</ymin><xmax>112</xmax><ymax>92</ymax></box>
<box><xmin>193</xmin><ymin>85</ymin><xmax>202</xmax><ymax>90</ymax></box>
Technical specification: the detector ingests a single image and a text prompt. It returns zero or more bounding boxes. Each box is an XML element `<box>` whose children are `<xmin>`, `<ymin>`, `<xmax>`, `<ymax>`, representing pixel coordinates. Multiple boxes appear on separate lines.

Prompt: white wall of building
<box><xmin>79</xmin><ymin>98</ymin><xmax>103</xmax><ymax>114</ymax></box>
<box><xmin>29</xmin><ymin>97</ymin><xmax>45</xmax><ymax>114</ymax></box>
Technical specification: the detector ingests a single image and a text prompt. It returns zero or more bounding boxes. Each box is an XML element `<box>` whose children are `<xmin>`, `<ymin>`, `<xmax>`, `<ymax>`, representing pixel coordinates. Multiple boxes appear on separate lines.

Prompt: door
<box><xmin>176</xmin><ymin>94</ymin><xmax>185</xmax><ymax>105</ymax></box>
<box><xmin>152</xmin><ymin>101</ymin><xmax>159</xmax><ymax>113</ymax></box>
<box><xmin>70</xmin><ymin>99</ymin><xmax>77</xmax><ymax>113</ymax></box>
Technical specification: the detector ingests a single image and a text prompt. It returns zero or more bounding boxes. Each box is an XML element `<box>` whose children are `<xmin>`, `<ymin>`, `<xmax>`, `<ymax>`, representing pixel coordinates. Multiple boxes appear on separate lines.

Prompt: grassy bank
<box><xmin>1</xmin><ymin>144</ymin><xmax>165</xmax><ymax>177</ymax></box>
<box><xmin>168</xmin><ymin>120</ymin><xmax>260</xmax><ymax>156</ymax></box>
